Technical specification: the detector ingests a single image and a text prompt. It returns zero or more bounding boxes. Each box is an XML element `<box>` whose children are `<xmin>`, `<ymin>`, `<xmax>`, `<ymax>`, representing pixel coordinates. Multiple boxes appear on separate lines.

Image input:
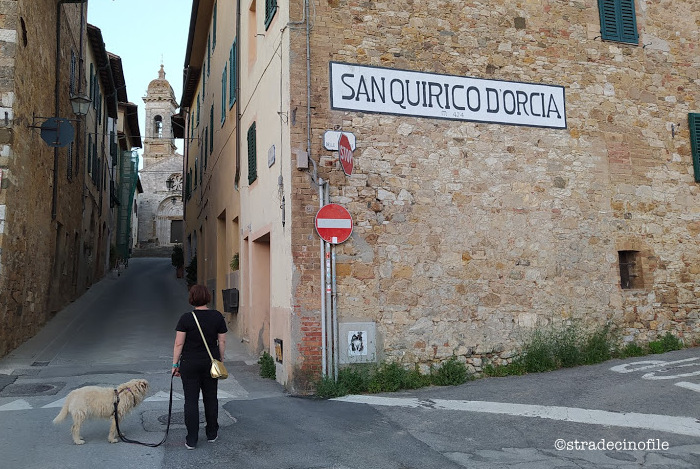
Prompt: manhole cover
<box><xmin>0</xmin><ymin>382</ymin><xmax>64</xmax><ymax>397</ymax></box>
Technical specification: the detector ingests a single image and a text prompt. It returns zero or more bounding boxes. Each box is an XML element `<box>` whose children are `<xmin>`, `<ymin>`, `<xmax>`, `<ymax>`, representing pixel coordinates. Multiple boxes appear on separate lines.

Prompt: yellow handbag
<box><xmin>191</xmin><ymin>312</ymin><xmax>228</xmax><ymax>379</ymax></box>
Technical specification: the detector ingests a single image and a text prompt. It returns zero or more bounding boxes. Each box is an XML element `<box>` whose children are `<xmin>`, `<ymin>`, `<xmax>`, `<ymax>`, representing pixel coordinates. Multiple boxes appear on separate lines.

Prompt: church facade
<box><xmin>137</xmin><ymin>66</ymin><xmax>184</xmax><ymax>248</ymax></box>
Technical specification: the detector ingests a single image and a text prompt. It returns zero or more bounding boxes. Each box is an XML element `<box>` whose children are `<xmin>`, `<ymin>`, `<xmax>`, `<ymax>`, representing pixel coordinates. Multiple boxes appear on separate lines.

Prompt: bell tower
<box><xmin>143</xmin><ymin>64</ymin><xmax>178</xmax><ymax>159</ymax></box>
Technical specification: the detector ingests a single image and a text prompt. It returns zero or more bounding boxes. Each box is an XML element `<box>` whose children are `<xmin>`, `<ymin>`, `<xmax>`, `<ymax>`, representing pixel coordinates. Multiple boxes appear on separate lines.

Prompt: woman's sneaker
<box><xmin>207</xmin><ymin>436</ymin><xmax>218</xmax><ymax>443</ymax></box>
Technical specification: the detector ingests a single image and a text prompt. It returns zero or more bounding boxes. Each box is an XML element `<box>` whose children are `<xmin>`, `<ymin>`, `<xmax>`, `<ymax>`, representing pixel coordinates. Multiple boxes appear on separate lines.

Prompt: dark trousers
<box><xmin>180</xmin><ymin>358</ymin><xmax>219</xmax><ymax>446</ymax></box>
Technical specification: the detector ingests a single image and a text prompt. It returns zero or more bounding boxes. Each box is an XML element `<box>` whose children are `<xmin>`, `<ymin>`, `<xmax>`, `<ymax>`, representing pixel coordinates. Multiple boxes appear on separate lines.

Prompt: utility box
<box><xmin>222</xmin><ymin>288</ymin><xmax>239</xmax><ymax>313</ymax></box>
<box><xmin>339</xmin><ymin>322</ymin><xmax>377</xmax><ymax>364</ymax></box>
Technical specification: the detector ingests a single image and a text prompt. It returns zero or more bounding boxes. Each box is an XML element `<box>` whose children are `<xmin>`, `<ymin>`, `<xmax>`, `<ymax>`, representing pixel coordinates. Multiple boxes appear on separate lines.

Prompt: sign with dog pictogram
<box><xmin>315</xmin><ymin>203</ymin><xmax>353</xmax><ymax>244</ymax></box>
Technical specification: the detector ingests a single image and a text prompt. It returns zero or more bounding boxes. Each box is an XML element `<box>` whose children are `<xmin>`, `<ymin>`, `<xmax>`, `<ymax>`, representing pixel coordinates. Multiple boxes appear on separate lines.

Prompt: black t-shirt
<box><xmin>176</xmin><ymin>309</ymin><xmax>228</xmax><ymax>361</ymax></box>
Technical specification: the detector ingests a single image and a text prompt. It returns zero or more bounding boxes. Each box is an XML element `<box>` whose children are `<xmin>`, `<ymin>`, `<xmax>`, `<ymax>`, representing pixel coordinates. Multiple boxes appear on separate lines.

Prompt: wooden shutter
<box><xmin>247</xmin><ymin>123</ymin><xmax>257</xmax><ymax>184</ymax></box>
<box><xmin>618</xmin><ymin>0</ymin><xmax>638</xmax><ymax>43</ymax></box>
<box><xmin>690</xmin><ymin>113</ymin><xmax>700</xmax><ymax>182</ymax></box>
<box><xmin>598</xmin><ymin>0</ymin><xmax>638</xmax><ymax>44</ymax></box>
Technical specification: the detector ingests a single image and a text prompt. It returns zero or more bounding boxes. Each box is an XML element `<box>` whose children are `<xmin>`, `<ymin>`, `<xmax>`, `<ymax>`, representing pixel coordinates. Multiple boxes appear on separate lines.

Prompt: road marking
<box><xmin>675</xmin><ymin>381</ymin><xmax>700</xmax><ymax>393</ymax></box>
<box><xmin>334</xmin><ymin>395</ymin><xmax>700</xmax><ymax>437</ymax></box>
<box><xmin>42</xmin><ymin>397</ymin><xmax>65</xmax><ymax>408</ymax></box>
<box><xmin>0</xmin><ymin>399</ymin><xmax>32</xmax><ymax>411</ymax></box>
<box><xmin>610</xmin><ymin>357</ymin><xmax>700</xmax><ymax>374</ymax></box>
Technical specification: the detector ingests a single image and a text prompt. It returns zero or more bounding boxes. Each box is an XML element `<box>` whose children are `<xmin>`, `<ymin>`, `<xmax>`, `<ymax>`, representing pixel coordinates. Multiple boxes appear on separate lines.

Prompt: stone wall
<box><xmin>288</xmin><ymin>0</ymin><xmax>700</xmax><ymax>371</ymax></box>
<box><xmin>0</xmin><ymin>0</ymin><xmax>88</xmax><ymax>358</ymax></box>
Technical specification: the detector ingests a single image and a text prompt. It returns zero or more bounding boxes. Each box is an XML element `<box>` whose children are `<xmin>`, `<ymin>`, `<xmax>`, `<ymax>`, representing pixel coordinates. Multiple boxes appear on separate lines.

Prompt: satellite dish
<box><xmin>40</xmin><ymin>117</ymin><xmax>74</xmax><ymax>147</ymax></box>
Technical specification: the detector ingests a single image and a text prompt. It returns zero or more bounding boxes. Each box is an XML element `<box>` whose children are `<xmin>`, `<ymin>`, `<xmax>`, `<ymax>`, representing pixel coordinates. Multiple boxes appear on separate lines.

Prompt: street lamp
<box><xmin>70</xmin><ymin>92</ymin><xmax>91</xmax><ymax>117</ymax></box>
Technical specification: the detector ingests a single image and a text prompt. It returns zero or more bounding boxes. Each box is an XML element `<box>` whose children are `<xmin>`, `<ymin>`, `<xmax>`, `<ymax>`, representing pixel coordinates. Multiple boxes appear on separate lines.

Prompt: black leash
<box><xmin>113</xmin><ymin>373</ymin><xmax>174</xmax><ymax>447</ymax></box>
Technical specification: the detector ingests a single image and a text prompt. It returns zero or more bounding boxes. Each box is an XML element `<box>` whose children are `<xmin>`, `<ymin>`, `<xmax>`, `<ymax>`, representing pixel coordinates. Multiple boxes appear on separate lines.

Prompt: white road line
<box><xmin>0</xmin><ymin>399</ymin><xmax>32</xmax><ymax>411</ymax></box>
<box><xmin>675</xmin><ymin>381</ymin><xmax>700</xmax><ymax>393</ymax></box>
<box><xmin>334</xmin><ymin>395</ymin><xmax>700</xmax><ymax>437</ymax></box>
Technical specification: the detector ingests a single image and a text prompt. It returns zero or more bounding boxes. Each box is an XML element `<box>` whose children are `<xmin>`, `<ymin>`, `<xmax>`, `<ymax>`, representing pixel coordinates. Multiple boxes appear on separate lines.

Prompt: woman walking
<box><xmin>172</xmin><ymin>284</ymin><xmax>228</xmax><ymax>449</ymax></box>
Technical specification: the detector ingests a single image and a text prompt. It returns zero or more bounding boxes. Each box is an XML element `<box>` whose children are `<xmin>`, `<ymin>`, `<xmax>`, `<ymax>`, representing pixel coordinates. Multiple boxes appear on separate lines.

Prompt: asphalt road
<box><xmin>0</xmin><ymin>258</ymin><xmax>699</xmax><ymax>468</ymax></box>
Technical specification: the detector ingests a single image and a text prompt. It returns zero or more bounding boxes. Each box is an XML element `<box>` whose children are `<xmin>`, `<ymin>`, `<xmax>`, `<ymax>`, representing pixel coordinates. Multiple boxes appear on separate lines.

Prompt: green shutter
<box><xmin>618</xmin><ymin>0</ymin><xmax>638</xmax><ymax>43</ymax></box>
<box><xmin>247</xmin><ymin>122</ymin><xmax>257</xmax><ymax>184</ymax></box>
<box><xmin>598</xmin><ymin>0</ymin><xmax>638</xmax><ymax>44</ymax></box>
<box><xmin>209</xmin><ymin>106</ymin><xmax>214</xmax><ymax>152</ymax></box>
<box><xmin>690</xmin><ymin>113</ymin><xmax>700</xmax><ymax>182</ymax></box>
<box><xmin>265</xmin><ymin>0</ymin><xmax>277</xmax><ymax>30</ymax></box>
<box><xmin>229</xmin><ymin>40</ymin><xmax>237</xmax><ymax>108</ymax></box>
<box><xmin>213</xmin><ymin>1</ymin><xmax>217</xmax><ymax>48</ymax></box>
<box><xmin>221</xmin><ymin>65</ymin><xmax>227</xmax><ymax>124</ymax></box>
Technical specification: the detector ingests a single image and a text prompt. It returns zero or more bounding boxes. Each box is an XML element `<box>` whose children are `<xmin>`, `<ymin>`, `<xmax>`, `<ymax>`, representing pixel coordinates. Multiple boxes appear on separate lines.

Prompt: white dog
<box><xmin>53</xmin><ymin>378</ymin><xmax>149</xmax><ymax>445</ymax></box>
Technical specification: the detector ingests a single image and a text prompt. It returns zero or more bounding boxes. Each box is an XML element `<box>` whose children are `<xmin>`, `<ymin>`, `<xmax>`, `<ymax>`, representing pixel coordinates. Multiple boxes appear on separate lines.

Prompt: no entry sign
<box><xmin>315</xmin><ymin>203</ymin><xmax>353</xmax><ymax>244</ymax></box>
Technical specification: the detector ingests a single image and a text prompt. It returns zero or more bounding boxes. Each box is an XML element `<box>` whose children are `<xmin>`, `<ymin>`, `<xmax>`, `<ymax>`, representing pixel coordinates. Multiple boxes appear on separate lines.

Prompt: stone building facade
<box><xmin>137</xmin><ymin>65</ymin><xmax>183</xmax><ymax>248</ymax></box>
<box><xmin>0</xmin><ymin>0</ymin><xmax>89</xmax><ymax>358</ymax></box>
<box><xmin>182</xmin><ymin>0</ymin><xmax>700</xmax><ymax>390</ymax></box>
<box><xmin>0</xmin><ymin>1</ymin><xmax>140</xmax><ymax>359</ymax></box>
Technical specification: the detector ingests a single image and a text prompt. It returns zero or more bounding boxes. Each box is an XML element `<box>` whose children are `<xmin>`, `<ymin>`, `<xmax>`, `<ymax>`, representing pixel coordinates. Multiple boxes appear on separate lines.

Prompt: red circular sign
<box><xmin>338</xmin><ymin>133</ymin><xmax>354</xmax><ymax>176</ymax></box>
<box><xmin>315</xmin><ymin>204</ymin><xmax>353</xmax><ymax>244</ymax></box>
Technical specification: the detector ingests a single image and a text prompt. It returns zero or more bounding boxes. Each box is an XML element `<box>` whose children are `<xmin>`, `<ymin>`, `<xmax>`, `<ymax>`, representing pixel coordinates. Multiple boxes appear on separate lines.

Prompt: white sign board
<box><xmin>330</xmin><ymin>62</ymin><xmax>566</xmax><ymax>129</ymax></box>
<box><xmin>323</xmin><ymin>130</ymin><xmax>356</xmax><ymax>151</ymax></box>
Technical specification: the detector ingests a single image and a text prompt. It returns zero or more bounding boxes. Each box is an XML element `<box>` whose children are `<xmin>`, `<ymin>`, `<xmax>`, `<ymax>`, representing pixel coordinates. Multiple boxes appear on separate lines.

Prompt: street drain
<box><xmin>0</xmin><ymin>382</ymin><xmax>64</xmax><ymax>397</ymax></box>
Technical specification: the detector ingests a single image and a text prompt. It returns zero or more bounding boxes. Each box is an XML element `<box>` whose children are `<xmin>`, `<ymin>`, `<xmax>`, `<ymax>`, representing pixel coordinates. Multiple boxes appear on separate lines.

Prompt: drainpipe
<box><xmin>234</xmin><ymin>0</ymin><xmax>241</xmax><ymax>188</ymax></box>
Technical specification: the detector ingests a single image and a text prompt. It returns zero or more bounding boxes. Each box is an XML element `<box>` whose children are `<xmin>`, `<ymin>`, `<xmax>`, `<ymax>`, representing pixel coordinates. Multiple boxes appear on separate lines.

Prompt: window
<box><xmin>213</xmin><ymin>1</ymin><xmax>218</xmax><ymax>49</ymax></box>
<box><xmin>264</xmin><ymin>0</ymin><xmax>277</xmax><ymax>30</ymax></box>
<box><xmin>618</xmin><ymin>250</ymin><xmax>643</xmax><ymax>289</ymax></box>
<box><xmin>690</xmin><ymin>113</ymin><xmax>700</xmax><ymax>182</ymax></box>
<box><xmin>204</xmin><ymin>128</ymin><xmax>208</xmax><ymax>169</ymax></box>
<box><xmin>67</xmin><ymin>142</ymin><xmax>73</xmax><ymax>181</ymax></box>
<box><xmin>598</xmin><ymin>0</ymin><xmax>638</xmax><ymax>44</ymax></box>
<box><xmin>196</xmin><ymin>94</ymin><xmax>200</xmax><ymax>126</ymax></box>
<box><xmin>209</xmin><ymin>106</ymin><xmax>214</xmax><ymax>152</ymax></box>
<box><xmin>229</xmin><ymin>39</ymin><xmax>237</xmax><ymax>108</ymax></box>
<box><xmin>207</xmin><ymin>34</ymin><xmax>211</xmax><ymax>76</ymax></box>
<box><xmin>154</xmin><ymin>115</ymin><xmax>163</xmax><ymax>139</ymax></box>
<box><xmin>69</xmin><ymin>50</ymin><xmax>76</xmax><ymax>95</ymax></box>
<box><xmin>221</xmin><ymin>65</ymin><xmax>227</xmax><ymax>125</ymax></box>
<box><xmin>202</xmin><ymin>69</ymin><xmax>206</xmax><ymax>96</ymax></box>
<box><xmin>247</xmin><ymin>122</ymin><xmax>257</xmax><ymax>184</ymax></box>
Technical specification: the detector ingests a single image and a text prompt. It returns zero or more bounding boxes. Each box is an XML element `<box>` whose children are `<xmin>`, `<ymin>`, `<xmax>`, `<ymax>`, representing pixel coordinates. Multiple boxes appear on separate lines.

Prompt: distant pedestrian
<box><xmin>171</xmin><ymin>284</ymin><xmax>227</xmax><ymax>449</ymax></box>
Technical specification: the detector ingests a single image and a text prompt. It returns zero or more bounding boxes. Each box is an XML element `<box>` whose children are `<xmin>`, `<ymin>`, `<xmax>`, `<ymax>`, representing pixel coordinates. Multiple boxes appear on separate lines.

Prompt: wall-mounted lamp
<box><xmin>29</xmin><ymin>93</ymin><xmax>92</xmax><ymax>147</ymax></box>
<box><xmin>70</xmin><ymin>92</ymin><xmax>91</xmax><ymax>117</ymax></box>
<box><xmin>166</xmin><ymin>178</ymin><xmax>173</xmax><ymax>191</ymax></box>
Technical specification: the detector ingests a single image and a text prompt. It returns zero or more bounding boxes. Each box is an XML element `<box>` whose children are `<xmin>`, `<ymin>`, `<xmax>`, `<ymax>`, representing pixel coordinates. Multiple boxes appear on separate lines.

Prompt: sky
<box><xmin>87</xmin><ymin>0</ymin><xmax>192</xmax><ymax>156</ymax></box>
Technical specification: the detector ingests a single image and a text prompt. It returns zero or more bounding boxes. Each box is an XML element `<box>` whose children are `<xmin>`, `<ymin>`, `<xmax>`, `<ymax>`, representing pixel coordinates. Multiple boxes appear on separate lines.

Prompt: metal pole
<box><xmin>331</xmin><ymin>244</ymin><xmax>339</xmax><ymax>382</ymax></box>
<box><xmin>319</xmin><ymin>179</ymin><xmax>327</xmax><ymax>377</ymax></box>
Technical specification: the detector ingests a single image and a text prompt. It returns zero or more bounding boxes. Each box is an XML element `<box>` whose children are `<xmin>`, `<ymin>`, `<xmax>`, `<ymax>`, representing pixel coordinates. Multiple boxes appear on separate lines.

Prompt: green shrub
<box><xmin>648</xmin><ymin>332</ymin><xmax>683</xmax><ymax>354</ymax></box>
<box><xmin>581</xmin><ymin>325</ymin><xmax>615</xmax><ymax>364</ymax></box>
<box><xmin>315</xmin><ymin>375</ymin><xmax>348</xmax><ymax>399</ymax></box>
<box><xmin>337</xmin><ymin>364</ymin><xmax>373</xmax><ymax>394</ymax></box>
<box><xmin>620</xmin><ymin>342</ymin><xmax>646</xmax><ymax>357</ymax></box>
<box><xmin>431</xmin><ymin>356</ymin><xmax>469</xmax><ymax>386</ymax></box>
<box><xmin>258</xmin><ymin>351</ymin><xmax>276</xmax><ymax>379</ymax></box>
<box><xmin>368</xmin><ymin>362</ymin><xmax>408</xmax><ymax>393</ymax></box>
<box><xmin>482</xmin><ymin>361</ymin><xmax>526</xmax><ymax>377</ymax></box>
<box><xmin>521</xmin><ymin>329</ymin><xmax>559</xmax><ymax>373</ymax></box>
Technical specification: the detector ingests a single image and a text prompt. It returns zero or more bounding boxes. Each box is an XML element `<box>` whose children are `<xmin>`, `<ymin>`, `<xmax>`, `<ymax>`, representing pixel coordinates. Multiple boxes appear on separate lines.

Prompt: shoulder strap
<box><xmin>191</xmin><ymin>311</ymin><xmax>215</xmax><ymax>361</ymax></box>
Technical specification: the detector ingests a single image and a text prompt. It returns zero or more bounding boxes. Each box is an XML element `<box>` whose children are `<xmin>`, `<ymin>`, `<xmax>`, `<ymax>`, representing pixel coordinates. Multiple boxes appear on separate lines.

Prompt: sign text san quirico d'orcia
<box><xmin>330</xmin><ymin>62</ymin><xmax>566</xmax><ymax>129</ymax></box>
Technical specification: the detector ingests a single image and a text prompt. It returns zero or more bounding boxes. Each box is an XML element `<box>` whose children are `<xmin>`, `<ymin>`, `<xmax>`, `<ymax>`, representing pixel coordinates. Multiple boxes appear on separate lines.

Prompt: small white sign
<box><xmin>323</xmin><ymin>131</ymin><xmax>356</xmax><ymax>151</ymax></box>
<box><xmin>268</xmin><ymin>145</ymin><xmax>275</xmax><ymax>167</ymax></box>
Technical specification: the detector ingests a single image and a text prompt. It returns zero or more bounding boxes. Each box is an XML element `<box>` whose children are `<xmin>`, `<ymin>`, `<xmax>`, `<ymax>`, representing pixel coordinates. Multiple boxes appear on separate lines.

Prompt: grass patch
<box><xmin>485</xmin><ymin>325</ymin><xmax>687</xmax><ymax>377</ymax></box>
<box><xmin>258</xmin><ymin>351</ymin><xmax>276</xmax><ymax>379</ymax></box>
<box><xmin>619</xmin><ymin>342</ymin><xmax>646</xmax><ymax>358</ymax></box>
<box><xmin>648</xmin><ymin>332</ymin><xmax>683</xmax><ymax>354</ymax></box>
<box><xmin>314</xmin><ymin>357</ymin><xmax>469</xmax><ymax>398</ymax></box>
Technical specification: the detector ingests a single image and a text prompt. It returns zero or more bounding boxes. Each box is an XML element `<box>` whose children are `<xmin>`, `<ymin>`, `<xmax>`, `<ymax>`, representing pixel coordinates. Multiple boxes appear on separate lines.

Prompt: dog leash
<box><xmin>113</xmin><ymin>373</ymin><xmax>174</xmax><ymax>447</ymax></box>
